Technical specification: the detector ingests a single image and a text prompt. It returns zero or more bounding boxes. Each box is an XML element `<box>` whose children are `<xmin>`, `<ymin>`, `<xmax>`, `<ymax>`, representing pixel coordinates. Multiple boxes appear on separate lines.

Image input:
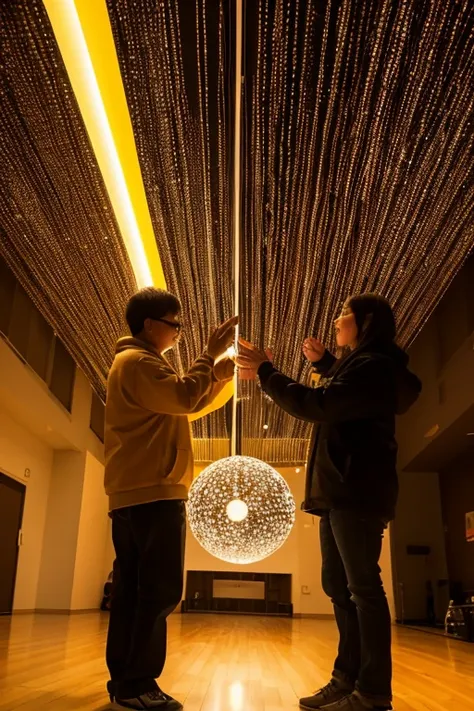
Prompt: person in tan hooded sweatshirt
<box><xmin>104</xmin><ymin>287</ymin><xmax>237</xmax><ymax>711</ymax></box>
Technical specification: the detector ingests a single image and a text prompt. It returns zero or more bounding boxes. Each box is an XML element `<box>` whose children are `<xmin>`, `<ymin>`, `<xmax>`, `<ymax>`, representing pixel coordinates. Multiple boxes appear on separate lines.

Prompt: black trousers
<box><xmin>106</xmin><ymin>500</ymin><xmax>186</xmax><ymax>699</ymax></box>
<box><xmin>320</xmin><ymin>510</ymin><xmax>392</xmax><ymax>705</ymax></box>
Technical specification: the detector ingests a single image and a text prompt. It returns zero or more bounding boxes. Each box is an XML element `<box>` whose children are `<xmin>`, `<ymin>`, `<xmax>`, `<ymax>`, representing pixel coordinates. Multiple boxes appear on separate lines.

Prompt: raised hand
<box><xmin>237</xmin><ymin>338</ymin><xmax>273</xmax><ymax>376</ymax></box>
<box><xmin>303</xmin><ymin>337</ymin><xmax>326</xmax><ymax>363</ymax></box>
<box><xmin>213</xmin><ymin>357</ymin><xmax>235</xmax><ymax>382</ymax></box>
<box><xmin>206</xmin><ymin>316</ymin><xmax>239</xmax><ymax>360</ymax></box>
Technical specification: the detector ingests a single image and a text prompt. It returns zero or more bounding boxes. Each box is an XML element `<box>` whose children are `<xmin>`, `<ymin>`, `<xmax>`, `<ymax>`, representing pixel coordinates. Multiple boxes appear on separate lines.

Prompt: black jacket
<box><xmin>258</xmin><ymin>341</ymin><xmax>421</xmax><ymax>521</ymax></box>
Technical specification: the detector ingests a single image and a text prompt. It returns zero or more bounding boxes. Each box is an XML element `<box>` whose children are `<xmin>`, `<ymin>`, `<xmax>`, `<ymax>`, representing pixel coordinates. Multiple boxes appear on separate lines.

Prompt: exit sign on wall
<box><xmin>466</xmin><ymin>512</ymin><xmax>474</xmax><ymax>543</ymax></box>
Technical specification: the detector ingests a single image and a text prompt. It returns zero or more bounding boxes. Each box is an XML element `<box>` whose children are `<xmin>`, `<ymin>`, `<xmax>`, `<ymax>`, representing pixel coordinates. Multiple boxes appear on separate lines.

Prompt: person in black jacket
<box><xmin>238</xmin><ymin>294</ymin><xmax>421</xmax><ymax>711</ymax></box>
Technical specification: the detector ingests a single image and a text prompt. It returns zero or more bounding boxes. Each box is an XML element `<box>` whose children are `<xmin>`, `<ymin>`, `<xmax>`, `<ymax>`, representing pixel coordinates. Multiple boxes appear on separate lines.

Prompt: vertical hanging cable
<box><xmin>231</xmin><ymin>0</ymin><xmax>243</xmax><ymax>457</ymax></box>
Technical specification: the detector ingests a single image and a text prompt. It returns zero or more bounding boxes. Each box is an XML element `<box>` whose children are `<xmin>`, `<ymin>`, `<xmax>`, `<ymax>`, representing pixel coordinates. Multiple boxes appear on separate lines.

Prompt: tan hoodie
<box><xmin>104</xmin><ymin>337</ymin><xmax>226</xmax><ymax>511</ymax></box>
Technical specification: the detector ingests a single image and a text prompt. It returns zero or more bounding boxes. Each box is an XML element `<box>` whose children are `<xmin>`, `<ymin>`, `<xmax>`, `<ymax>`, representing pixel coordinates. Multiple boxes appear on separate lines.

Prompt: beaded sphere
<box><xmin>187</xmin><ymin>455</ymin><xmax>296</xmax><ymax>564</ymax></box>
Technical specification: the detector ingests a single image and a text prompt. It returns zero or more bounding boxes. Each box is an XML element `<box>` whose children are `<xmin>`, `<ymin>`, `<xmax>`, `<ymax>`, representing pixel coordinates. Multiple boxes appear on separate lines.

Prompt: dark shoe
<box><xmin>318</xmin><ymin>691</ymin><xmax>392</xmax><ymax>710</ymax></box>
<box><xmin>108</xmin><ymin>684</ymin><xmax>183</xmax><ymax>710</ymax></box>
<box><xmin>299</xmin><ymin>680</ymin><xmax>352</xmax><ymax>709</ymax></box>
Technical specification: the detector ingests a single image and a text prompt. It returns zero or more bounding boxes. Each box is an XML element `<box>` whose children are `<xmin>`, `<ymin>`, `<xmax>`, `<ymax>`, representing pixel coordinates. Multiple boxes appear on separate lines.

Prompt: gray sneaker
<box><xmin>299</xmin><ymin>680</ymin><xmax>352</xmax><ymax>709</ymax></box>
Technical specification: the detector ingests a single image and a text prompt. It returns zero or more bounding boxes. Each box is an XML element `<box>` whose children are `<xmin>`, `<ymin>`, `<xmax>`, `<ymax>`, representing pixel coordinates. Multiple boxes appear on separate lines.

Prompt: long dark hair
<box><xmin>348</xmin><ymin>293</ymin><xmax>397</xmax><ymax>347</ymax></box>
<box><xmin>332</xmin><ymin>293</ymin><xmax>397</xmax><ymax>368</ymax></box>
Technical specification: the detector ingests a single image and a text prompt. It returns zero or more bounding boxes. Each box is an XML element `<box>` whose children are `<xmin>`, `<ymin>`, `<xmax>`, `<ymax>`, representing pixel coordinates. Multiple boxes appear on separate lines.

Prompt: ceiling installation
<box><xmin>107</xmin><ymin>0</ymin><xmax>235</xmax><ymax>453</ymax></box>
<box><xmin>239</xmin><ymin>0</ymin><xmax>474</xmax><ymax>459</ymax></box>
<box><xmin>0</xmin><ymin>0</ymin><xmax>137</xmax><ymax>396</ymax></box>
<box><xmin>1</xmin><ymin>0</ymin><xmax>473</xmax><ymax>463</ymax></box>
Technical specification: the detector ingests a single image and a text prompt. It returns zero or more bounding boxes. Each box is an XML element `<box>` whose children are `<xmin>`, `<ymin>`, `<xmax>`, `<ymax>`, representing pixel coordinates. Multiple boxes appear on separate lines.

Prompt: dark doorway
<box><xmin>0</xmin><ymin>472</ymin><xmax>26</xmax><ymax>614</ymax></box>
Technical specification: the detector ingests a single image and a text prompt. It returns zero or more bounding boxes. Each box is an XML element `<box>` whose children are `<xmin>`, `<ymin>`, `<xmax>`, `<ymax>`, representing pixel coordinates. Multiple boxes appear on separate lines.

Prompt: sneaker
<box><xmin>299</xmin><ymin>680</ymin><xmax>352</xmax><ymax>709</ymax></box>
<box><xmin>113</xmin><ymin>689</ymin><xmax>183</xmax><ymax>710</ymax></box>
<box><xmin>319</xmin><ymin>691</ymin><xmax>392</xmax><ymax>711</ymax></box>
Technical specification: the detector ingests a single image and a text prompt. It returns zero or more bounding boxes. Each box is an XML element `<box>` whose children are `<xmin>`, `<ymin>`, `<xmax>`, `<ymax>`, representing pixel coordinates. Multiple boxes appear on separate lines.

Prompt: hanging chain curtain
<box><xmin>0</xmin><ymin>0</ymin><xmax>137</xmax><ymax>397</ymax></box>
<box><xmin>0</xmin><ymin>0</ymin><xmax>473</xmax><ymax>461</ymax></box>
<box><xmin>109</xmin><ymin>0</ymin><xmax>474</xmax><ymax>461</ymax></box>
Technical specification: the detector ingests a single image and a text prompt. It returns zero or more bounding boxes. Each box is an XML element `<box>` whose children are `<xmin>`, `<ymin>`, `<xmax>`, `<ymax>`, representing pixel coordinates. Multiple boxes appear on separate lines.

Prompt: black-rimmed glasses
<box><xmin>154</xmin><ymin>318</ymin><xmax>183</xmax><ymax>332</ymax></box>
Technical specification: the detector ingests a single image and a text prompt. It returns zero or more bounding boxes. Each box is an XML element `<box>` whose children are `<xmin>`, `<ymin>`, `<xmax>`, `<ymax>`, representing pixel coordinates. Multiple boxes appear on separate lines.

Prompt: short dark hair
<box><xmin>125</xmin><ymin>288</ymin><xmax>181</xmax><ymax>336</ymax></box>
<box><xmin>348</xmin><ymin>293</ymin><xmax>397</xmax><ymax>345</ymax></box>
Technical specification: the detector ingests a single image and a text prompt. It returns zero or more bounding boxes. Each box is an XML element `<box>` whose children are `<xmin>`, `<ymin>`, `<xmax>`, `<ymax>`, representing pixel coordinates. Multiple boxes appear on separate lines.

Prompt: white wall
<box><xmin>35</xmin><ymin>450</ymin><xmax>110</xmax><ymax>612</ymax></box>
<box><xmin>0</xmin><ymin>337</ymin><xmax>103</xmax><ymax>461</ymax></box>
<box><xmin>0</xmin><ymin>409</ymin><xmax>53</xmax><ymax>611</ymax></box>
<box><xmin>71</xmin><ymin>451</ymin><xmax>110</xmax><ymax>610</ymax></box>
<box><xmin>36</xmin><ymin>451</ymin><xmax>86</xmax><ymax>610</ymax></box>
<box><xmin>0</xmin><ymin>337</ymin><xmax>107</xmax><ymax>612</ymax></box>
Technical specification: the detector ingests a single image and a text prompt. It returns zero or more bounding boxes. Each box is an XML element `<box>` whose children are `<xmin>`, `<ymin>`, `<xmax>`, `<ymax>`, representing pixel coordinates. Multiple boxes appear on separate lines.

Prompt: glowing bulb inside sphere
<box><xmin>226</xmin><ymin>498</ymin><xmax>248</xmax><ymax>522</ymax></box>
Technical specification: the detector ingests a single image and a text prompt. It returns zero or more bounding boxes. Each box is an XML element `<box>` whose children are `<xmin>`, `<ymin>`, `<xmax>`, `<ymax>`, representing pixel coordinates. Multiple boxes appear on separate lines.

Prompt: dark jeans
<box><xmin>320</xmin><ymin>510</ymin><xmax>392</xmax><ymax>704</ymax></box>
<box><xmin>106</xmin><ymin>500</ymin><xmax>186</xmax><ymax>699</ymax></box>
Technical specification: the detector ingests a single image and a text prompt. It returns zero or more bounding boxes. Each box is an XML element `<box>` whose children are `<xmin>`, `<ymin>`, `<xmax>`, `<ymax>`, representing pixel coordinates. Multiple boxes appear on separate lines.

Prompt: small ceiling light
<box><xmin>263</xmin><ymin>424</ymin><xmax>269</xmax><ymax>430</ymax></box>
<box><xmin>295</xmin><ymin>468</ymin><xmax>301</xmax><ymax>473</ymax></box>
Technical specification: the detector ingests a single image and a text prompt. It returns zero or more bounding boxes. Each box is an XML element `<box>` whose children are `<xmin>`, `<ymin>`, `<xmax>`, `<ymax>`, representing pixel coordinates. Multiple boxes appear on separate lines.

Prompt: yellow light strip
<box><xmin>43</xmin><ymin>0</ymin><xmax>233</xmax><ymax>419</ymax></box>
<box><xmin>43</xmin><ymin>0</ymin><xmax>165</xmax><ymax>289</ymax></box>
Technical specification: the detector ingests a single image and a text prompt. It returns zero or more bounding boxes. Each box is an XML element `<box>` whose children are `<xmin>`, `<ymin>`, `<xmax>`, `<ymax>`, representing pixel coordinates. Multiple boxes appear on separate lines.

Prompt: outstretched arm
<box><xmin>237</xmin><ymin>337</ymin><xmax>394</xmax><ymax>424</ymax></box>
<box><xmin>258</xmin><ymin>356</ymin><xmax>395</xmax><ymax>424</ymax></box>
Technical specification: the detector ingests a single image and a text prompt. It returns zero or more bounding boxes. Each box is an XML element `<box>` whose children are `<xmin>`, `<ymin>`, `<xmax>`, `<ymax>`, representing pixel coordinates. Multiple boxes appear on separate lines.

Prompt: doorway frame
<box><xmin>0</xmin><ymin>471</ymin><xmax>26</xmax><ymax>615</ymax></box>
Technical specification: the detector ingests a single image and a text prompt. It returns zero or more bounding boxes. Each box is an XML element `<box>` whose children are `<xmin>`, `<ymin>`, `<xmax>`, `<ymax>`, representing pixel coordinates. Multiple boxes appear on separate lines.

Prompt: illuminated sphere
<box><xmin>187</xmin><ymin>455</ymin><xmax>296</xmax><ymax>564</ymax></box>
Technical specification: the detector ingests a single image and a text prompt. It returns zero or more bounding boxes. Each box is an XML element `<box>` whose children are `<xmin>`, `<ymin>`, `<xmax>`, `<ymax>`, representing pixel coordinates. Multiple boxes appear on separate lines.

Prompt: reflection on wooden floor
<box><xmin>1</xmin><ymin>612</ymin><xmax>473</xmax><ymax>710</ymax></box>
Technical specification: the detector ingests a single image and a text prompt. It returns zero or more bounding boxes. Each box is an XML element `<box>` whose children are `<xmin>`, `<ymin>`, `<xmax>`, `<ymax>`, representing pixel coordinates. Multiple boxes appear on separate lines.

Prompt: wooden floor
<box><xmin>1</xmin><ymin>613</ymin><xmax>473</xmax><ymax>710</ymax></box>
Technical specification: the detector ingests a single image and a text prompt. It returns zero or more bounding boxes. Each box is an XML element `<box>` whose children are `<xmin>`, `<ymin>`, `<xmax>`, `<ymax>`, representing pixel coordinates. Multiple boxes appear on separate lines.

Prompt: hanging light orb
<box><xmin>188</xmin><ymin>455</ymin><xmax>296</xmax><ymax>564</ymax></box>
